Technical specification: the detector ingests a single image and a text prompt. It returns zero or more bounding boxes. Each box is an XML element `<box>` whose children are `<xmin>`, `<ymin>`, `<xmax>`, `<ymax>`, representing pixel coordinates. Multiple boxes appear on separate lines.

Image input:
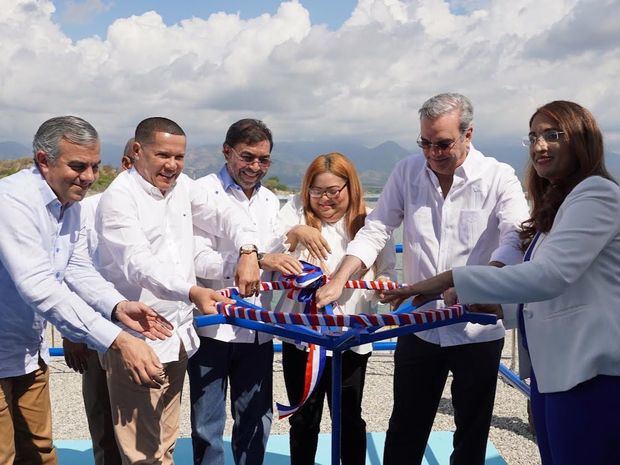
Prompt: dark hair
<box><xmin>135</xmin><ymin>117</ymin><xmax>185</xmax><ymax>146</ymax></box>
<box><xmin>224</xmin><ymin>119</ymin><xmax>273</xmax><ymax>151</ymax></box>
<box><xmin>520</xmin><ymin>100</ymin><xmax>616</xmax><ymax>247</ymax></box>
<box><xmin>301</xmin><ymin>152</ymin><xmax>366</xmax><ymax>240</ymax></box>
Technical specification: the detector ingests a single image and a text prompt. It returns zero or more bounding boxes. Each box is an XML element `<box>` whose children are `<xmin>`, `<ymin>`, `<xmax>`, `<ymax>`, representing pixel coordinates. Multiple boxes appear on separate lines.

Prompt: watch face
<box><xmin>240</xmin><ymin>244</ymin><xmax>257</xmax><ymax>254</ymax></box>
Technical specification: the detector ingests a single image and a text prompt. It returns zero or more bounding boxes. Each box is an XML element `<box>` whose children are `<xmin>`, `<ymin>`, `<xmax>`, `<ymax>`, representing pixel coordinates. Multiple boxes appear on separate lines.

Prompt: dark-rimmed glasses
<box><xmin>229</xmin><ymin>146</ymin><xmax>272</xmax><ymax>167</ymax></box>
<box><xmin>416</xmin><ymin>135</ymin><xmax>462</xmax><ymax>152</ymax></box>
<box><xmin>309</xmin><ymin>182</ymin><xmax>348</xmax><ymax>199</ymax></box>
<box><xmin>522</xmin><ymin>130</ymin><xmax>565</xmax><ymax>147</ymax></box>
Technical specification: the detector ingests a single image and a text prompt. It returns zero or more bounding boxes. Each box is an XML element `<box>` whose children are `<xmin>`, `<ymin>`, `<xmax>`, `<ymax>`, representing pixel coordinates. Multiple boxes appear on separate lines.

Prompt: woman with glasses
<box><xmin>381</xmin><ymin>101</ymin><xmax>620</xmax><ymax>465</ymax></box>
<box><xmin>276</xmin><ymin>152</ymin><xmax>396</xmax><ymax>465</ymax></box>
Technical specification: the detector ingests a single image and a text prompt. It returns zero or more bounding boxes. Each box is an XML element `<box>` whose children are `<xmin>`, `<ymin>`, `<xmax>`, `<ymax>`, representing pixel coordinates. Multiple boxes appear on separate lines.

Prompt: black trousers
<box><xmin>383</xmin><ymin>335</ymin><xmax>504</xmax><ymax>465</ymax></box>
<box><xmin>282</xmin><ymin>342</ymin><xmax>370</xmax><ymax>465</ymax></box>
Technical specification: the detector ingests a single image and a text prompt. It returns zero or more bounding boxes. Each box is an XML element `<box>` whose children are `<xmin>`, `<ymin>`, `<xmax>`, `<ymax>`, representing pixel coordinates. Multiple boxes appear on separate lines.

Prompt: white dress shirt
<box><xmin>193</xmin><ymin>166</ymin><xmax>282</xmax><ymax>344</ymax></box>
<box><xmin>276</xmin><ymin>195</ymin><xmax>397</xmax><ymax>354</ymax></box>
<box><xmin>95</xmin><ymin>169</ymin><xmax>258</xmax><ymax>362</ymax></box>
<box><xmin>81</xmin><ymin>192</ymin><xmax>102</xmax><ymax>255</ymax></box>
<box><xmin>454</xmin><ymin>176</ymin><xmax>620</xmax><ymax>392</ymax></box>
<box><xmin>347</xmin><ymin>146</ymin><xmax>529</xmax><ymax>347</ymax></box>
<box><xmin>0</xmin><ymin>167</ymin><xmax>123</xmax><ymax>378</ymax></box>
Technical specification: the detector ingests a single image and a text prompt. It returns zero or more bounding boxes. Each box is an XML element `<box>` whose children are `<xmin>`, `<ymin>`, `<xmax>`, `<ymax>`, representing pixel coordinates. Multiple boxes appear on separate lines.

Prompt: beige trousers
<box><xmin>83</xmin><ymin>349</ymin><xmax>122</xmax><ymax>465</ymax></box>
<box><xmin>102</xmin><ymin>347</ymin><xmax>187</xmax><ymax>465</ymax></box>
<box><xmin>0</xmin><ymin>362</ymin><xmax>57</xmax><ymax>465</ymax></box>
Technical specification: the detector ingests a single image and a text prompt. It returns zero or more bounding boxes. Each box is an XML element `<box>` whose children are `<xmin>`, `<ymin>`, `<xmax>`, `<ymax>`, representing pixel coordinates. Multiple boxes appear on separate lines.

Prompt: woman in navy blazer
<box><xmin>381</xmin><ymin>101</ymin><xmax>620</xmax><ymax>465</ymax></box>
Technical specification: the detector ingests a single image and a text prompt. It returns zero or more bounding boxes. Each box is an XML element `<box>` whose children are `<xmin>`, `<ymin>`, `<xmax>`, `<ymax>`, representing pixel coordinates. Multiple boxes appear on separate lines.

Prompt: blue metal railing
<box><xmin>48</xmin><ymin>243</ymin><xmax>530</xmax><ymax>398</ymax></box>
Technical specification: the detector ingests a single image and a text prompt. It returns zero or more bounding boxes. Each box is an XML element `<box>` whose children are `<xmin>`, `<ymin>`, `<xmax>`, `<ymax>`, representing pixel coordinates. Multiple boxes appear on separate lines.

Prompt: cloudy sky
<box><xmin>1</xmin><ymin>0</ymin><xmax>619</xmax><ymax>158</ymax></box>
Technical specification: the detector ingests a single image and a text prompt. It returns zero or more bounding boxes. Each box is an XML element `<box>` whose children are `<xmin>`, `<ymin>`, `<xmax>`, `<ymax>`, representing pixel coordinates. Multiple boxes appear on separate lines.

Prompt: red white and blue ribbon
<box><xmin>216</xmin><ymin>262</ymin><xmax>466</xmax><ymax>420</ymax></box>
<box><xmin>276</xmin><ymin>261</ymin><xmax>329</xmax><ymax>419</ymax></box>
<box><xmin>214</xmin><ymin>303</ymin><xmax>465</xmax><ymax>328</ymax></box>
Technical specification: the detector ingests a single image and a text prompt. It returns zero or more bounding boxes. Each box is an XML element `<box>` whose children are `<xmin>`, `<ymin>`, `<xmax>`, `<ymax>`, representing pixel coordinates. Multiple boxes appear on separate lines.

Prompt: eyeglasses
<box><xmin>309</xmin><ymin>182</ymin><xmax>348</xmax><ymax>199</ymax></box>
<box><xmin>522</xmin><ymin>130</ymin><xmax>565</xmax><ymax>147</ymax></box>
<box><xmin>228</xmin><ymin>146</ymin><xmax>272</xmax><ymax>167</ymax></box>
<box><xmin>416</xmin><ymin>135</ymin><xmax>461</xmax><ymax>152</ymax></box>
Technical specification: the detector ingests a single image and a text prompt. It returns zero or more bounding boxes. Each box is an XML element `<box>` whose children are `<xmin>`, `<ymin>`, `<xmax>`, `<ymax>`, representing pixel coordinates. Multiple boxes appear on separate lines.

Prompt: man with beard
<box><xmin>190</xmin><ymin>119</ymin><xmax>302</xmax><ymax>465</ymax></box>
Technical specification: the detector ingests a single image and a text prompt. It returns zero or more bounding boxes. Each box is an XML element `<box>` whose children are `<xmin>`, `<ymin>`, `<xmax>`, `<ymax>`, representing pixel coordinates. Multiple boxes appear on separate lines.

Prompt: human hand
<box><xmin>468</xmin><ymin>303</ymin><xmax>504</xmax><ymax>319</ymax></box>
<box><xmin>109</xmin><ymin>332</ymin><xmax>165</xmax><ymax>388</ymax></box>
<box><xmin>113</xmin><ymin>301</ymin><xmax>174</xmax><ymax>341</ymax></box>
<box><xmin>62</xmin><ymin>338</ymin><xmax>91</xmax><ymax>373</ymax></box>
<box><xmin>380</xmin><ymin>271</ymin><xmax>454</xmax><ymax>310</ymax></box>
<box><xmin>374</xmin><ymin>275</ymin><xmax>392</xmax><ymax>297</ymax></box>
<box><xmin>315</xmin><ymin>276</ymin><xmax>346</xmax><ymax>308</ymax></box>
<box><xmin>190</xmin><ymin>286</ymin><xmax>235</xmax><ymax>315</ymax></box>
<box><xmin>235</xmin><ymin>252</ymin><xmax>260</xmax><ymax>296</ymax></box>
<box><xmin>443</xmin><ymin>287</ymin><xmax>458</xmax><ymax>306</ymax></box>
<box><xmin>260</xmin><ymin>253</ymin><xmax>303</xmax><ymax>275</ymax></box>
<box><xmin>288</xmin><ymin>225</ymin><xmax>331</xmax><ymax>261</ymax></box>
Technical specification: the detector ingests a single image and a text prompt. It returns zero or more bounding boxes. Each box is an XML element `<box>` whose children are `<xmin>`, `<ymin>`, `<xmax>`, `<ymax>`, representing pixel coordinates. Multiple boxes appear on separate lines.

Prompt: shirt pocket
<box><xmin>405</xmin><ymin>204</ymin><xmax>434</xmax><ymax>262</ymax></box>
<box><xmin>458</xmin><ymin>210</ymin><xmax>484</xmax><ymax>247</ymax></box>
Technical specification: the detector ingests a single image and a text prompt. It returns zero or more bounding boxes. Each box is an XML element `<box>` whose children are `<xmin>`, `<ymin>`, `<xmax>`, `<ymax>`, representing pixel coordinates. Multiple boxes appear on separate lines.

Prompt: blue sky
<box><xmin>1</xmin><ymin>0</ymin><xmax>619</xmax><ymax>163</ymax></box>
<box><xmin>53</xmin><ymin>0</ymin><xmax>359</xmax><ymax>40</ymax></box>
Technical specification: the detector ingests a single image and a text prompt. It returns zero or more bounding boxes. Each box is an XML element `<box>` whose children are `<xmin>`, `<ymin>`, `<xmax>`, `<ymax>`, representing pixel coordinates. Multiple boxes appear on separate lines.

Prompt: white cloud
<box><xmin>0</xmin><ymin>0</ymin><xmax>618</xmax><ymax>158</ymax></box>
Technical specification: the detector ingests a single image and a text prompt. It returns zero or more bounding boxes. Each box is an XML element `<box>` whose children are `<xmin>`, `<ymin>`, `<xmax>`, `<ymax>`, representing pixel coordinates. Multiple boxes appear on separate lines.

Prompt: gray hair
<box><xmin>32</xmin><ymin>116</ymin><xmax>99</xmax><ymax>163</ymax></box>
<box><xmin>418</xmin><ymin>93</ymin><xmax>474</xmax><ymax>133</ymax></box>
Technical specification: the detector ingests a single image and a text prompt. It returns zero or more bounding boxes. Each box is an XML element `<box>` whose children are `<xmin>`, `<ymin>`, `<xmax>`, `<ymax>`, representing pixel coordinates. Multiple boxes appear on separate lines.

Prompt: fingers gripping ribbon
<box><xmin>214</xmin><ymin>261</ymin><xmax>466</xmax><ymax>419</ymax></box>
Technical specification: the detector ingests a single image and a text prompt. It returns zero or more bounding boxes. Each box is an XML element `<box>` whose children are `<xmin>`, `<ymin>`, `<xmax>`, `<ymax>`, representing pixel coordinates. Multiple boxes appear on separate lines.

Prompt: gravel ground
<box><xmin>48</xmin><ymin>330</ymin><xmax>540</xmax><ymax>465</ymax></box>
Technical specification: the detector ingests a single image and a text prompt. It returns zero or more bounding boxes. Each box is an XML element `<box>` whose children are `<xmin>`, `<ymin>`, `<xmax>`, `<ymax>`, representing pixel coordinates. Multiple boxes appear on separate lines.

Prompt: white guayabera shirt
<box><xmin>95</xmin><ymin>169</ymin><xmax>257</xmax><ymax>363</ymax></box>
<box><xmin>193</xmin><ymin>166</ymin><xmax>282</xmax><ymax>344</ymax></box>
<box><xmin>0</xmin><ymin>167</ymin><xmax>123</xmax><ymax>379</ymax></box>
<box><xmin>347</xmin><ymin>146</ymin><xmax>530</xmax><ymax>347</ymax></box>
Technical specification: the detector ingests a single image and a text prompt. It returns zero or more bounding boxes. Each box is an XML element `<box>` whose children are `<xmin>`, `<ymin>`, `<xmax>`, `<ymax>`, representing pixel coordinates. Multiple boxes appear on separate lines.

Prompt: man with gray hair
<box><xmin>0</xmin><ymin>116</ymin><xmax>172</xmax><ymax>465</ymax></box>
<box><xmin>317</xmin><ymin>93</ymin><xmax>529</xmax><ymax>464</ymax></box>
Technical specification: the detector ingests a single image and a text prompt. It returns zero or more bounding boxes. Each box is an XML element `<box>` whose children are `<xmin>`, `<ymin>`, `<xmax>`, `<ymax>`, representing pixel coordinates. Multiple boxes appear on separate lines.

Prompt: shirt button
<box><xmin>55</xmin><ymin>272</ymin><xmax>60</xmax><ymax>279</ymax></box>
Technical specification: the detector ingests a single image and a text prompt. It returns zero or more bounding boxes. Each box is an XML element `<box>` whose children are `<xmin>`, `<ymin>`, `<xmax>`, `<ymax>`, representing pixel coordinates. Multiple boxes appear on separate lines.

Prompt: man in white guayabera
<box><xmin>317</xmin><ymin>93</ymin><xmax>530</xmax><ymax>465</ymax></box>
<box><xmin>95</xmin><ymin>116</ymin><xmax>261</xmax><ymax>465</ymax></box>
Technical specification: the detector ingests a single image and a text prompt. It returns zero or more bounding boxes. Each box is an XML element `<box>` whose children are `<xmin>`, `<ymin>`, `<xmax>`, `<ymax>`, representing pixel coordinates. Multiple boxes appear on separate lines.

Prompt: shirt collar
<box><xmin>457</xmin><ymin>143</ymin><xmax>482</xmax><ymax>181</ymax></box>
<box><xmin>31</xmin><ymin>165</ymin><xmax>66</xmax><ymax>219</ymax></box>
<box><xmin>423</xmin><ymin>143</ymin><xmax>482</xmax><ymax>184</ymax></box>
<box><xmin>219</xmin><ymin>164</ymin><xmax>261</xmax><ymax>196</ymax></box>
<box><xmin>129</xmin><ymin>167</ymin><xmax>173</xmax><ymax>199</ymax></box>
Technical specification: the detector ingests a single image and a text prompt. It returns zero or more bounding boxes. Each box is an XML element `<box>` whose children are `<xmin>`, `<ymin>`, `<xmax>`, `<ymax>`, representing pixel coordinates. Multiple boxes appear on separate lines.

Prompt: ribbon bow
<box><xmin>282</xmin><ymin>261</ymin><xmax>326</xmax><ymax>304</ymax></box>
<box><xmin>276</xmin><ymin>261</ymin><xmax>333</xmax><ymax>419</ymax></box>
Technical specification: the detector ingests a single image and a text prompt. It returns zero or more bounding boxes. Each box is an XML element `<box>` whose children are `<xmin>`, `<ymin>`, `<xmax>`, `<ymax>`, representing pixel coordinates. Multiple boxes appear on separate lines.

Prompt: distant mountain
<box><xmin>0</xmin><ymin>141</ymin><xmax>30</xmax><ymax>159</ymax></box>
<box><xmin>0</xmin><ymin>140</ymin><xmax>125</xmax><ymax>166</ymax></box>
<box><xmin>184</xmin><ymin>140</ymin><xmax>413</xmax><ymax>190</ymax></box>
<box><xmin>3</xmin><ymin>137</ymin><xmax>618</xmax><ymax>189</ymax></box>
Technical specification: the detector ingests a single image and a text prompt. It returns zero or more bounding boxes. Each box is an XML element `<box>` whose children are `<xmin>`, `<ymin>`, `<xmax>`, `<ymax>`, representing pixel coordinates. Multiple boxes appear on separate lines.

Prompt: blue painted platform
<box><xmin>55</xmin><ymin>432</ymin><xmax>506</xmax><ymax>464</ymax></box>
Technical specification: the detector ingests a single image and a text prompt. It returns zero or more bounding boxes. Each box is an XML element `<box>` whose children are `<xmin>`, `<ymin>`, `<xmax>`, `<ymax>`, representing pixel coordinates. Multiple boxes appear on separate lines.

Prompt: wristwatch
<box><xmin>239</xmin><ymin>244</ymin><xmax>258</xmax><ymax>256</ymax></box>
<box><xmin>257</xmin><ymin>252</ymin><xmax>265</xmax><ymax>268</ymax></box>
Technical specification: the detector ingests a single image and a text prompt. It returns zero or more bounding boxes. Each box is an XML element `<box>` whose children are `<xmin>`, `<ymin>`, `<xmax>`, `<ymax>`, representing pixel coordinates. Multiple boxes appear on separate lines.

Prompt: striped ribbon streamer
<box><xmin>218</xmin><ymin>276</ymin><xmax>403</xmax><ymax>297</ymax></box>
<box><xmin>273</xmin><ymin>261</ymin><xmax>328</xmax><ymax>419</ymax></box>
<box><xmin>214</xmin><ymin>303</ymin><xmax>465</xmax><ymax>328</ymax></box>
<box><xmin>215</xmin><ymin>262</ymin><xmax>464</xmax><ymax>420</ymax></box>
